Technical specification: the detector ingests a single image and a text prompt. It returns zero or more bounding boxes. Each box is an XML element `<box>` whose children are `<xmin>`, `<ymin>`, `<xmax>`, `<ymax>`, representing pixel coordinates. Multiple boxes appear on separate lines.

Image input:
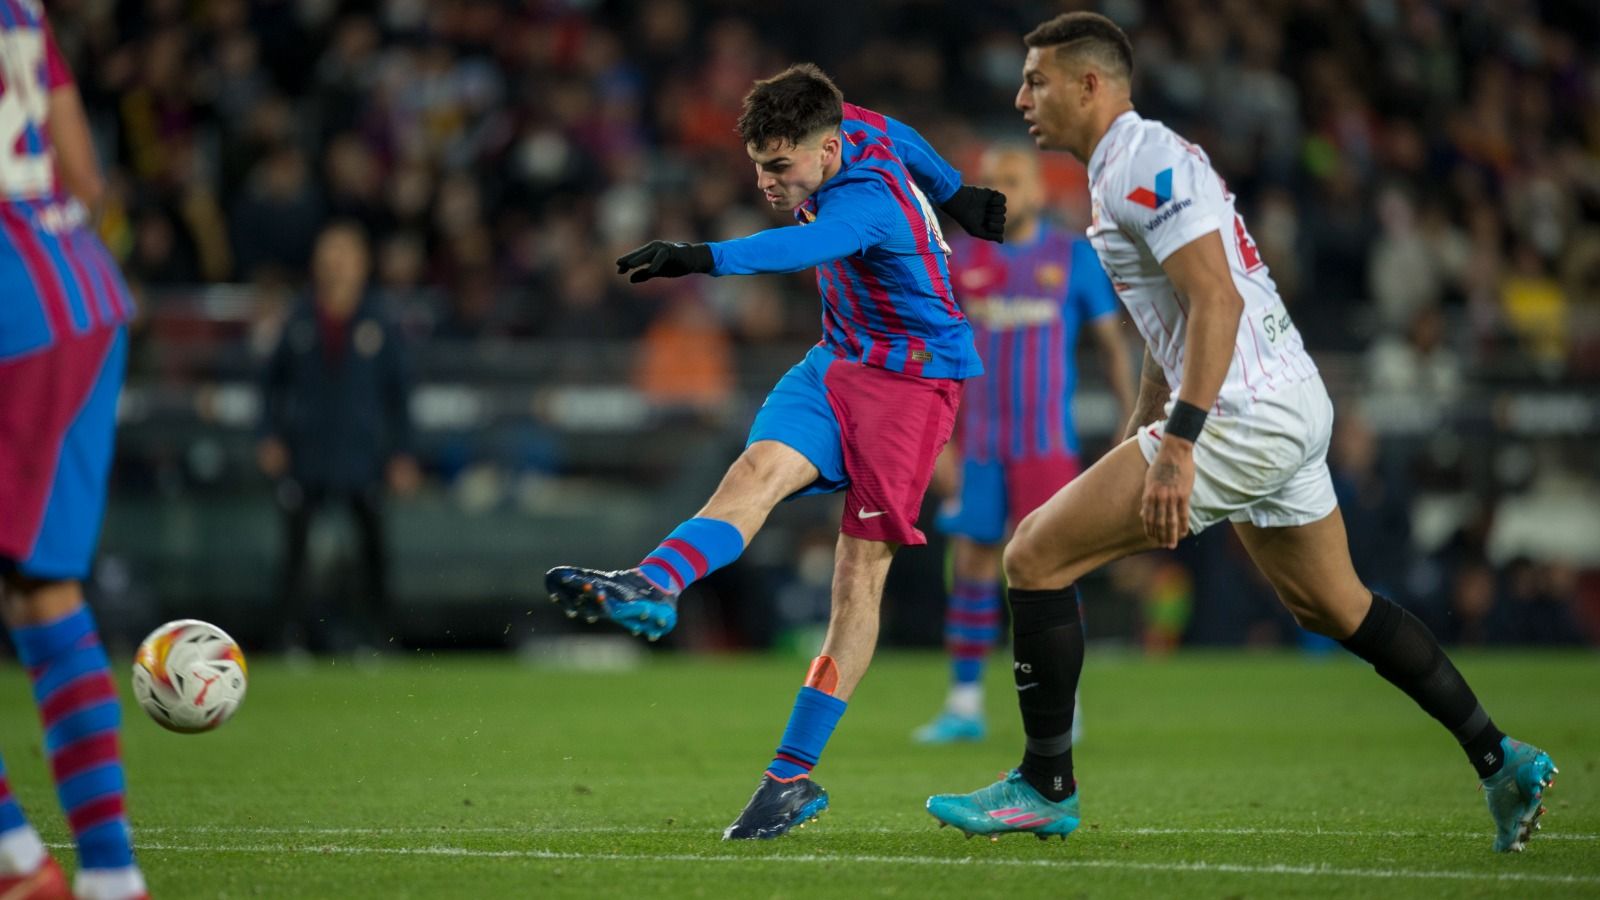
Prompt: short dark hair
<box><xmin>736</xmin><ymin>63</ymin><xmax>844</xmax><ymax>150</ymax></box>
<box><xmin>1025</xmin><ymin>12</ymin><xmax>1134</xmax><ymax>81</ymax></box>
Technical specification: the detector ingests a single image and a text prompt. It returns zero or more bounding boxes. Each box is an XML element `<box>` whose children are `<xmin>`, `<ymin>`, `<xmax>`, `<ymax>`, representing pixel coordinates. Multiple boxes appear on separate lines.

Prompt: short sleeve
<box><xmin>1102</xmin><ymin>144</ymin><xmax>1220</xmax><ymax>264</ymax></box>
<box><xmin>1069</xmin><ymin>240</ymin><xmax>1119</xmax><ymax>321</ymax></box>
<box><xmin>43</xmin><ymin>19</ymin><xmax>75</xmax><ymax>90</ymax></box>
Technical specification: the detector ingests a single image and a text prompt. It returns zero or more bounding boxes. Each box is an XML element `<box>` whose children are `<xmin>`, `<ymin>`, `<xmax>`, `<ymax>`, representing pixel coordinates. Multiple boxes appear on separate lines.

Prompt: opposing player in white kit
<box><xmin>925</xmin><ymin>12</ymin><xmax>1557</xmax><ymax>852</ymax></box>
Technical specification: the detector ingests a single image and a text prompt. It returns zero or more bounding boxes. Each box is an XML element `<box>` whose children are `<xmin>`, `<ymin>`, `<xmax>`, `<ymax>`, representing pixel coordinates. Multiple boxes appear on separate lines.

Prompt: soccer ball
<box><xmin>131</xmin><ymin>619</ymin><xmax>248</xmax><ymax>734</ymax></box>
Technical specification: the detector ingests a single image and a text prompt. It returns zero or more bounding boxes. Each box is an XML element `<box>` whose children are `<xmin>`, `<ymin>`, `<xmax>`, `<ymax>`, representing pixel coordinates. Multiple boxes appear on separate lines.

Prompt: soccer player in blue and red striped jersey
<box><xmin>547</xmin><ymin>63</ymin><xmax>1005</xmax><ymax>840</ymax></box>
<box><xmin>915</xmin><ymin>147</ymin><xmax>1133</xmax><ymax>744</ymax></box>
<box><xmin>0</xmin><ymin>4</ymin><xmax>146</xmax><ymax>898</ymax></box>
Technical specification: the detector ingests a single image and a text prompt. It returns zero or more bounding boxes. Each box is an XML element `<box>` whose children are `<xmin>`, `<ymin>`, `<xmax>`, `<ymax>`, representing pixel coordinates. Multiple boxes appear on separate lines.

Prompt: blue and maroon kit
<box><xmin>936</xmin><ymin>223</ymin><xmax>1117</xmax><ymax>544</ymax></box>
<box><xmin>0</xmin><ymin>2</ymin><xmax>134</xmax><ymax>579</ymax></box>
<box><xmin>713</xmin><ymin>103</ymin><xmax>981</xmax><ymax>545</ymax></box>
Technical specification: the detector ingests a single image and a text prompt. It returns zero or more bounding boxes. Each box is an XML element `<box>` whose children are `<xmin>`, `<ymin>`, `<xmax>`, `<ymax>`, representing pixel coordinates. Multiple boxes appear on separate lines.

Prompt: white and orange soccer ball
<box><xmin>131</xmin><ymin>619</ymin><xmax>248</xmax><ymax>733</ymax></box>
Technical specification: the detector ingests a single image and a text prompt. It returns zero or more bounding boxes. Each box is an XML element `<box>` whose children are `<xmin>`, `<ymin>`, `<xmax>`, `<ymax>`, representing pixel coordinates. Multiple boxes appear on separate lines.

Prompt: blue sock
<box><xmin>638</xmin><ymin>518</ymin><xmax>745</xmax><ymax>593</ymax></box>
<box><xmin>947</xmin><ymin>578</ymin><xmax>1001</xmax><ymax>686</ymax></box>
<box><xmin>0</xmin><ymin>751</ymin><xmax>27</xmax><ymax>835</ymax></box>
<box><xmin>766</xmin><ymin>687</ymin><xmax>848</xmax><ymax>781</ymax></box>
<box><xmin>13</xmin><ymin>607</ymin><xmax>134</xmax><ymax>870</ymax></box>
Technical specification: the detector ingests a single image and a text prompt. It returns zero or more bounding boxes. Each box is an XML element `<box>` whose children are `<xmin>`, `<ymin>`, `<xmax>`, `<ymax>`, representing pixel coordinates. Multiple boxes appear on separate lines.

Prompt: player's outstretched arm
<box><xmin>616</xmin><ymin>215</ymin><xmax>868</xmax><ymax>281</ymax></box>
<box><xmin>883</xmin><ymin>113</ymin><xmax>1006</xmax><ymax>243</ymax></box>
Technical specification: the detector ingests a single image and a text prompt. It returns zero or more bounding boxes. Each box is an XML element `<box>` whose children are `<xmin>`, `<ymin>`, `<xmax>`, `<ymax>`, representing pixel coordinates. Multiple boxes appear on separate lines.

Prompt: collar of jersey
<box><xmin>1088</xmin><ymin>110</ymin><xmax>1143</xmax><ymax>184</ymax></box>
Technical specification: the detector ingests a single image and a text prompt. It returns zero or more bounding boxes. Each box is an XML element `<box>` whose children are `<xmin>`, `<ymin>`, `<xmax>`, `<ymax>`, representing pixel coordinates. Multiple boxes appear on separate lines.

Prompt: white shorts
<box><xmin>1136</xmin><ymin>377</ymin><xmax>1337</xmax><ymax>534</ymax></box>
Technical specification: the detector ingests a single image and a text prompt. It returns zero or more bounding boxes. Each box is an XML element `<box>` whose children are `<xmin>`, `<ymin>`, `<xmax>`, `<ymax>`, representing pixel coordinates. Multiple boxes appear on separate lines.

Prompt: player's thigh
<box><xmin>706</xmin><ymin>439</ymin><xmax>821</xmax><ymax>510</ymax></box>
<box><xmin>1232</xmin><ymin>509</ymin><xmax>1371</xmax><ymax>639</ymax></box>
<box><xmin>1005</xmin><ymin>438</ymin><xmax>1158</xmax><ymax>589</ymax></box>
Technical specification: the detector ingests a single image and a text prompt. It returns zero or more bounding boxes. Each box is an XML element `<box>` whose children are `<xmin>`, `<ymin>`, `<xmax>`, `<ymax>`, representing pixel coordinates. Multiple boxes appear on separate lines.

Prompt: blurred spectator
<box><xmin>1367</xmin><ymin>305</ymin><xmax>1464</xmax><ymax>400</ymax></box>
<box><xmin>632</xmin><ymin>293</ymin><xmax>734</xmax><ymax>415</ymax></box>
<box><xmin>1329</xmin><ymin>409</ymin><xmax>1412</xmax><ymax>595</ymax></box>
<box><xmin>258</xmin><ymin>221</ymin><xmax>417</xmax><ymax>652</ymax></box>
<box><xmin>230</xmin><ymin>145</ymin><xmax>322</xmax><ymax>281</ymax></box>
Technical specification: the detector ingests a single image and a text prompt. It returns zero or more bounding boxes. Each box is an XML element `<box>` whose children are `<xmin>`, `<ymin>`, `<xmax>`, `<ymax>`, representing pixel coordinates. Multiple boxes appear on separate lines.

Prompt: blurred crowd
<box><xmin>54</xmin><ymin>0</ymin><xmax>1600</xmax><ymax>647</ymax></box>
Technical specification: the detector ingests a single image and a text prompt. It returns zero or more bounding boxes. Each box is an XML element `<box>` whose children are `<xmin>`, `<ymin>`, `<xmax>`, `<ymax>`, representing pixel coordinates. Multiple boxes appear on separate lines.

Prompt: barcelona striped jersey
<box><xmin>949</xmin><ymin>223</ymin><xmax>1117</xmax><ymax>462</ymax></box>
<box><xmin>708</xmin><ymin>103</ymin><xmax>982</xmax><ymax>380</ymax></box>
<box><xmin>0</xmin><ymin>0</ymin><xmax>133</xmax><ymax>360</ymax></box>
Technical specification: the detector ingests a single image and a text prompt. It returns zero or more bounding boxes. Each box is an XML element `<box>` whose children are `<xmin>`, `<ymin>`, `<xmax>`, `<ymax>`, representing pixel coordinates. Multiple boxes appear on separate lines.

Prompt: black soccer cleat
<box><xmin>545</xmin><ymin>566</ymin><xmax>678</xmax><ymax>640</ymax></box>
<box><xmin>722</xmin><ymin>774</ymin><xmax>830</xmax><ymax>840</ymax></box>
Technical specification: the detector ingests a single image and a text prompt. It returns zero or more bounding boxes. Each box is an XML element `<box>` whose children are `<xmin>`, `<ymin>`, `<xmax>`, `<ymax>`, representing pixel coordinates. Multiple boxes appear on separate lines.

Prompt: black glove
<box><xmin>940</xmin><ymin>185</ymin><xmax>1007</xmax><ymax>243</ymax></box>
<box><xmin>615</xmin><ymin>241</ymin><xmax>715</xmax><ymax>283</ymax></box>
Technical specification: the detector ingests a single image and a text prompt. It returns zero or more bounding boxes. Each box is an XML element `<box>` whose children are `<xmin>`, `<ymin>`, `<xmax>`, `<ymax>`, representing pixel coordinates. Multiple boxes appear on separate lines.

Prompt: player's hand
<box><xmin>940</xmin><ymin>185</ymin><xmax>1007</xmax><ymax>243</ymax></box>
<box><xmin>615</xmin><ymin>241</ymin><xmax>715</xmax><ymax>283</ymax></box>
<box><xmin>1141</xmin><ymin>440</ymin><xmax>1195</xmax><ymax>549</ymax></box>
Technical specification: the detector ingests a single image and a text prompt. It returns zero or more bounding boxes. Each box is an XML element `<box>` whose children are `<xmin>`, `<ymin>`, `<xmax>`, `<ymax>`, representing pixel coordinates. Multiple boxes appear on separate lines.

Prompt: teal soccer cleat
<box><xmin>545</xmin><ymin>567</ymin><xmax>678</xmax><ymax>641</ymax></box>
<box><xmin>1483</xmin><ymin>737</ymin><xmax>1557</xmax><ymax>852</ymax></box>
<box><xmin>926</xmin><ymin>770</ymin><xmax>1080</xmax><ymax>841</ymax></box>
<box><xmin>723</xmin><ymin>775</ymin><xmax>829</xmax><ymax>840</ymax></box>
<box><xmin>912</xmin><ymin>712</ymin><xmax>986</xmax><ymax>744</ymax></box>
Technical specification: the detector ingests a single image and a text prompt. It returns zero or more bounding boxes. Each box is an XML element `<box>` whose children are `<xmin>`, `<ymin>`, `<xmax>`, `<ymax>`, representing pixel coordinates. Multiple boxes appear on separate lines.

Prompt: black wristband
<box><xmin>1164</xmin><ymin>400</ymin><xmax>1208</xmax><ymax>443</ymax></box>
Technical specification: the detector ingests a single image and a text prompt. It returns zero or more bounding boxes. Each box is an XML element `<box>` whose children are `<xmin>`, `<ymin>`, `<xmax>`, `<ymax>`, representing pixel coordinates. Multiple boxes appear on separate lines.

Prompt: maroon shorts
<box><xmin>748</xmin><ymin>348</ymin><xmax>963</xmax><ymax>545</ymax></box>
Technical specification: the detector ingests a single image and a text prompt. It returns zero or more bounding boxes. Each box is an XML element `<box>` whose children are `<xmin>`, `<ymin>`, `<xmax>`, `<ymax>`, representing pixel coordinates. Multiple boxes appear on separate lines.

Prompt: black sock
<box><xmin>1340</xmin><ymin>594</ymin><xmax>1507</xmax><ymax>778</ymax></box>
<box><xmin>1010</xmin><ymin>584</ymin><xmax>1083</xmax><ymax>802</ymax></box>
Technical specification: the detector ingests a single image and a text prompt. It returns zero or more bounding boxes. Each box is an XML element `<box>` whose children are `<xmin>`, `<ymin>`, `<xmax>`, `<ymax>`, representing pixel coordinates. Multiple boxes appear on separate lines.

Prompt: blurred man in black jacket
<box><xmin>259</xmin><ymin>220</ymin><xmax>418</xmax><ymax>652</ymax></box>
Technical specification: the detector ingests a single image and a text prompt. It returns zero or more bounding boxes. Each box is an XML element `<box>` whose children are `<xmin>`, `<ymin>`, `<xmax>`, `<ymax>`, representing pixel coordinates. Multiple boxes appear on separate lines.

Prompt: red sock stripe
<box><xmin>40</xmin><ymin>671</ymin><xmax>118</xmax><ymax>724</ymax></box>
<box><xmin>659</xmin><ymin>539</ymin><xmax>708</xmax><ymax>580</ymax></box>
<box><xmin>65</xmin><ymin>793</ymin><xmax>125</xmax><ymax>834</ymax></box>
<box><xmin>638</xmin><ymin>557</ymin><xmax>683</xmax><ymax>592</ymax></box>
<box><xmin>946</xmin><ymin>639</ymin><xmax>992</xmax><ymax>659</ymax></box>
<box><xmin>0</xmin><ymin>774</ymin><xmax>11</xmax><ymax>801</ymax></box>
<box><xmin>50</xmin><ymin>731</ymin><xmax>121</xmax><ymax>784</ymax></box>
<box><xmin>949</xmin><ymin>610</ymin><xmax>1001</xmax><ymax>628</ymax></box>
<box><xmin>773</xmin><ymin>752</ymin><xmax>814</xmax><ymax>772</ymax></box>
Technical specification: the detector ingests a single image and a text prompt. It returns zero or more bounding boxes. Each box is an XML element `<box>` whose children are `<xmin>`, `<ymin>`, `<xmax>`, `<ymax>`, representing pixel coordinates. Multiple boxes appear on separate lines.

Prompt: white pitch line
<box><xmin>83</xmin><ymin>842</ymin><xmax>1600</xmax><ymax>887</ymax></box>
<box><xmin>127</xmin><ymin>824</ymin><xmax>1600</xmax><ymax>842</ymax></box>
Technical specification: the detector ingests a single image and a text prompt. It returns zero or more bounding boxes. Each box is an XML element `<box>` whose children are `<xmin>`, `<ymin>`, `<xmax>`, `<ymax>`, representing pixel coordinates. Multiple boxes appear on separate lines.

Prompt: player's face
<box><xmin>979</xmin><ymin>150</ymin><xmax>1044</xmax><ymax>224</ymax></box>
<box><xmin>1016</xmin><ymin>47</ymin><xmax>1079</xmax><ymax>153</ymax></box>
<box><xmin>748</xmin><ymin>131</ymin><xmax>840</xmax><ymax>211</ymax></box>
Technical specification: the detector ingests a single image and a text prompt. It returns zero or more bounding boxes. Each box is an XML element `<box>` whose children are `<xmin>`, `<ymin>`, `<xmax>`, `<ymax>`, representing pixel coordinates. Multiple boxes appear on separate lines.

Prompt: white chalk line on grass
<box><xmin>58</xmin><ymin>841</ymin><xmax>1600</xmax><ymax>886</ymax></box>
<box><xmin>128</xmin><ymin>824</ymin><xmax>1600</xmax><ymax>843</ymax></box>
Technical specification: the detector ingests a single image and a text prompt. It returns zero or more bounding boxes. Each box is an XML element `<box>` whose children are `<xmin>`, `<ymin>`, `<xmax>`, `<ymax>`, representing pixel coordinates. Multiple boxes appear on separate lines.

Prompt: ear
<box><xmin>821</xmin><ymin>131</ymin><xmax>842</xmax><ymax>162</ymax></box>
<box><xmin>1081</xmin><ymin>68</ymin><xmax>1100</xmax><ymax>104</ymax></box>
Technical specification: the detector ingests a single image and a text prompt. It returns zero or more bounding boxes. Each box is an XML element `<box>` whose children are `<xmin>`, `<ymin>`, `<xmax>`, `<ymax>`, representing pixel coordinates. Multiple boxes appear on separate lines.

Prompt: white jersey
<box><xmin>1086</xmin><ymin>111</ymin><xmax>1319</xmax><ymax>417</ymax></box>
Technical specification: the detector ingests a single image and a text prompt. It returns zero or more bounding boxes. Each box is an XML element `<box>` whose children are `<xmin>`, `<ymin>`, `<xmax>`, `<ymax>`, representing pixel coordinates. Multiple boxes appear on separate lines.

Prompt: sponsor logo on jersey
<box><xmin>1126</xmin><ymin>167</ymin><xmax>1173</xmax><ymax>209</ymax></box>
<box><xmin>1142</xmin><ymin>197</ymin><xmax>1194</xmax><ymax>232</ymax></box>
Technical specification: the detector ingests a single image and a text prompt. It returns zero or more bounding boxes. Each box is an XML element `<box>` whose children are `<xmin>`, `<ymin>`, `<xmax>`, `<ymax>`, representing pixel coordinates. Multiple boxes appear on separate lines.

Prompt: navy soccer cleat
<box><xmin>545</xmin><ymin>566</ymin><xmax>678</xmax><ymax>641</ymax></box>
<box><xmin>722</xmin><ymin>775</ymin><xmax>830</xmax><ymax>840</ymax></box>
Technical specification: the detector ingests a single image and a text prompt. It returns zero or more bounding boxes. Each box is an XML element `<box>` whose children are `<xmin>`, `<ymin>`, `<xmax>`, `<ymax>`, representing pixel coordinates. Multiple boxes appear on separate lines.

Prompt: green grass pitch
<box><xmin>3</xmin><ymin>650</ymin><xmax>1597</xmax><ymax>898</ymax></box>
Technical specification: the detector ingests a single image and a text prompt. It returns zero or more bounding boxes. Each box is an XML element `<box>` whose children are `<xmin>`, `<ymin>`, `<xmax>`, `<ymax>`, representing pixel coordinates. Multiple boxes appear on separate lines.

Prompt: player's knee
<box><xmin>1002</xmin><ymin>530</ymin><xmax>1053</xmax><ymax>590</ymax></box>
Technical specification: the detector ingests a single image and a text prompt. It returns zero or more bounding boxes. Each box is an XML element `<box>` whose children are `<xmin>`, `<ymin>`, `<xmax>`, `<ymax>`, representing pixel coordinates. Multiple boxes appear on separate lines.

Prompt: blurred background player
<box><xmin>546</xmin><ymin>64</ymin><xmax>1004</xmax><ymax>840</ymax></box>
<box><xmin>915</xmin><ymin>146</ymin><xmax>1133</xmax><ymax>744</ymax></box>
<box><xmin>258</xmin><ymin>220</ymin><xmax>418</xmax><ymax>656</ymax></box>
<box><xmin>0</xmin><ymin>4</ymin><xmax>147</xmax><ymax>898</ymax></box>
<box><xmin>927</xmin><ymin>12</ymin><xmax>1556</xmax><ymax>852</ymax></box>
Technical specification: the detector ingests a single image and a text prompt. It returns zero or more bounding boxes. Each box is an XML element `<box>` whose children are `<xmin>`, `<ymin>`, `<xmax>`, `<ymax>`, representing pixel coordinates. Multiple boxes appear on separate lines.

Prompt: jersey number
<box><xmin>1234</xmin><ymin>214</ymin><xmax>1264</xmax><ymax>273</ymax></box>
<box><xmin>0</xmin><ymin>29</ymin><xmax>54</xmax><ymax>197</ymax></box>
